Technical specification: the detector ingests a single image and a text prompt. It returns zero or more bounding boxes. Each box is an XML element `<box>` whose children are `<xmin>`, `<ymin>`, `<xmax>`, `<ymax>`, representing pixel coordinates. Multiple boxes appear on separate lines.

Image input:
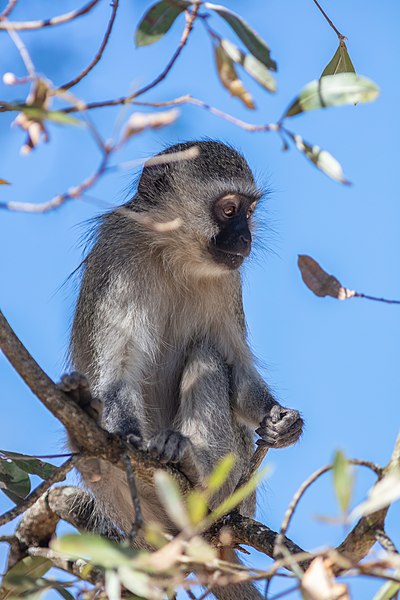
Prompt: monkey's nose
<box><xmin>238</xmin><ymin>234</ymin><xmax>251</xmax><ymax>256</ymax></box>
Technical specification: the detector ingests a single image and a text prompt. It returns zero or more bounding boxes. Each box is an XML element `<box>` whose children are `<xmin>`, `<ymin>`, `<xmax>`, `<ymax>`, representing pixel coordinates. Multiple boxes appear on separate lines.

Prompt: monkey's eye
<box><xmin>246</xmin><ymin>202</ymin><xmax>257</xmax><ymax>219</ymax></box>
<box><xmin>222</xmin><ymin>204</ymin><xmax>238</xmax><ymax>217</ymax></box>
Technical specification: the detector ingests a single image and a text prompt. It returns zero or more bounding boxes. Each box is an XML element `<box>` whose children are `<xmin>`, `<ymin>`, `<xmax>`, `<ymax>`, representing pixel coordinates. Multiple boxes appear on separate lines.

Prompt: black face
<box><xmin>209</xmin><ymin>194</ymin><xmax>257</xmax><ymax>270</ymax></box>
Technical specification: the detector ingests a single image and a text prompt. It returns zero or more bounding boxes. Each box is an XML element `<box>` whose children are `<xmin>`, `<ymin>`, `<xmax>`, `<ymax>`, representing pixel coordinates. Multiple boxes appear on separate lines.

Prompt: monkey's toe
<box><xmin>147</xmin><ymin>430</ymin><xmax>191</xmax><ymax>464</ymax></box>
<box><xmin>58</xmin><ymin>371</ymin><xmax>101</xmax><ymax>421</ymax></box>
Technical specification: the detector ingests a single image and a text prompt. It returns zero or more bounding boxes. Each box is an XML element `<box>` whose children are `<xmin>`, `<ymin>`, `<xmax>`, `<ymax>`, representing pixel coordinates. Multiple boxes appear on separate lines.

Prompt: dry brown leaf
<box><xmin>12</xmin><ymin>79</ymin><xmax>51</xmax><ymax>155</ymax></box>
<box><xmin>215</xmin><ymin>43</ymin><xmax>255</xmax><ymax>109</ymax></box>
<box><xmin>298</xmin><ymin>255</ymin><xmax>355</xmax><ymax>300</ymax></box>
<box><xmin>122</xmin><ymin>109</ymin><xmax>180</xmax><ymax>141</ymax></box>
<box><xmin>302</xmin><ymin>557</ymin><xmax>349</xmax><ymax>600</ymax></box>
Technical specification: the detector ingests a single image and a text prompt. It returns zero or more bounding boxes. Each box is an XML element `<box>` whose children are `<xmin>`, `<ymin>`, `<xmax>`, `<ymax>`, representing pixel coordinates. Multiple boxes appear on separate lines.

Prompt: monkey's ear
<box><xmin>138</xmin><ymin>163</ymin><xmax>171</xmax><ymax>204</ymax></box>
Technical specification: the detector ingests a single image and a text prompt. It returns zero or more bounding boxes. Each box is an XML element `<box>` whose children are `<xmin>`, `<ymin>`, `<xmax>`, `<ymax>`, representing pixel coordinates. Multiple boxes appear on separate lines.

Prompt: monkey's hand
<box><xmin>147</xmin><ymin>430</ymin><xmax>200</xmax><ymax>484</ymax></box>
<box><xmin>58</xmin><ymin>371</ymin><xmax>102</xmax><ymax>423</ymax></box>
<box><xmin>255</xmin><ymin>405</ymin><xmax>303</xmax><ymax>449</ymax></box>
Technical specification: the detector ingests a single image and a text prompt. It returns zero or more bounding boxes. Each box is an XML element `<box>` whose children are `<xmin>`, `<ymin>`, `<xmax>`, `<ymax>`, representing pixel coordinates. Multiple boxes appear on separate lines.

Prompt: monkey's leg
<box><xmin>176</xmin><ymin>347</ymin><xmax>262</xmax><ymax>600</ymax></box>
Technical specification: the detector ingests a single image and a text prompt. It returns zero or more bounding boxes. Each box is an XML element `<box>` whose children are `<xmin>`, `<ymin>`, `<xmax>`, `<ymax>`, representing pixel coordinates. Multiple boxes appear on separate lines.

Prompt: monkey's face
<box><xmin>208</xmin><ymin>193</ymin><xmax>257</xmax><ymax>271</ymax></box>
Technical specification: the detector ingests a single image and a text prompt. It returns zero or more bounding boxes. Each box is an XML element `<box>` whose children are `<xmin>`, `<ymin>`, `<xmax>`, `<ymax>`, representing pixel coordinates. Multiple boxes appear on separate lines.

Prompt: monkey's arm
<box><xmin>233</xmin><ymin>366</ymin><xmax>303</xmax><ymax>449</ymax></box>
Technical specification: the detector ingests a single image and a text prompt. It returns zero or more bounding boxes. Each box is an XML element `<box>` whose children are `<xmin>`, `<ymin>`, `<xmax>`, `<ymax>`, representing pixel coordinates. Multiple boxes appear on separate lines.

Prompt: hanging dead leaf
<box><xmin>122</xmin><ymin>109</ymin><xmax>180</xmax><ymax>141</ymax></box>
<box><xmin>215</xmin><ymin>43</ymin><xmax>255</xmax><ymax>109</ymax></box>
<box><xmin>12</xmin><ymin>79</ymin><xmax>51</xmax><ymax>154</ymax></box>
<box><xmin>0</xmin><ymin>178</ymin><xmax>10</xmax><ymax>185</ymax></box>
<box><xmin>298</xmin><ymin>255</ymin><xmax>355</xmax><ymax>300</ymax></box>
<box><xmin>302</xmin><ymin>557</ymin><xmax>349</xmax><ymax>600</ymax></box>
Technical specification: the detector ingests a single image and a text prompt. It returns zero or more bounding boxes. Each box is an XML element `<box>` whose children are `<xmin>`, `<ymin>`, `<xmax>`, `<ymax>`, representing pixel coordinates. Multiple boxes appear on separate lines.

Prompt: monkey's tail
<box><xmin>210</xmin><ymin>548</ymin><xmax>263</xmax><ymax>600</ymax></box>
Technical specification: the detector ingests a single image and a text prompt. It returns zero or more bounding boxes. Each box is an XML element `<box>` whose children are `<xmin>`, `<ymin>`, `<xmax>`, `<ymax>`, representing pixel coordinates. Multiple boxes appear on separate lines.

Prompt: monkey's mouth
<box><xmin>208</xmin><ymin>246</ymin><xmax>246</xmax><ymax>270</ymax></box>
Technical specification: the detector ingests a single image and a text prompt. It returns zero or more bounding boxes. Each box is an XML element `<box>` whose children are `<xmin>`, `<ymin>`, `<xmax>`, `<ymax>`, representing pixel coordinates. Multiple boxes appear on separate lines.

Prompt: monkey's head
<box><xmin>133</xmin><ymin>140</ymin><xmax>263</xmax><ymax>278</ymax></box>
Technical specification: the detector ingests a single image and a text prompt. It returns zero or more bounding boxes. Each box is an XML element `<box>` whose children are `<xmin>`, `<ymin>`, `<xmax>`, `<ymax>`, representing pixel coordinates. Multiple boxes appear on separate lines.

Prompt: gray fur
<box><xmin>69</xmin><ymin>141</ymin><xmax>303</xmax><ymax>599</ymax></box>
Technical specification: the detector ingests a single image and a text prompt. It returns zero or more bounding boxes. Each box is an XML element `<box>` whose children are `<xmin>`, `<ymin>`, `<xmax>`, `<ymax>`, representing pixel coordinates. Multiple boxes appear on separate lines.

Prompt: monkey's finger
<box><xmin>255</xmin><ymin>424</ymin><xmax>279</xmax><ymax>439</ymax></box>
<box><xmin>273</xmin><ymin>410</ymin><xmax>302</xmax><ymax>433</ymax></box>
<box><xmin>256</xmin><ymin>436</ymin><xmax>278</xmax><ymax>448</ymax></box>
<box><xmin>273</xmin><ymin>419</ymin><xmax>304</xmax><ymax>448</ymax></box>
<box><xmin>269</xmin><ymin>404</ymin><xmax>283</xmax><ymax>424</ymax></box>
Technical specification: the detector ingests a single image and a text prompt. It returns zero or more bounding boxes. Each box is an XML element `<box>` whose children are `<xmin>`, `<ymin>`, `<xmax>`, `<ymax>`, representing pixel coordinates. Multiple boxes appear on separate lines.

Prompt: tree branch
<box><xmin>0</xmin><ymin>0</ymin><xmax>100</xmax><ymax>31</ymax></box>
<box><xmin>59</xmin><ymin>0</ymin><xmax>119</xmax><ymax>91</ymax></box>
<box><xmin>0</xmin><ymin>456</ymin><xmax>76</xmax><ymax>527</ymax></box>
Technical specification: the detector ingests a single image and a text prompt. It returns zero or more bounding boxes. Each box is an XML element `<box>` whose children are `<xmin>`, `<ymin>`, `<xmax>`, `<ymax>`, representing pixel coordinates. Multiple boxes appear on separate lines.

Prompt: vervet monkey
<box><xmin>63</xmin><ymin>140</ymin><xmax>303</xmax><ymax>599</ymax></box>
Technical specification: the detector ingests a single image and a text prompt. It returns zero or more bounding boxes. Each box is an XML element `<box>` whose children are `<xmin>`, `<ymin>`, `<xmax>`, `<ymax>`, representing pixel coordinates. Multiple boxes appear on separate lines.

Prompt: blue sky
<box><xmin>0</xmin><ymin>1</ymin><xmax>399</xmax><ymax>597</ymax></box>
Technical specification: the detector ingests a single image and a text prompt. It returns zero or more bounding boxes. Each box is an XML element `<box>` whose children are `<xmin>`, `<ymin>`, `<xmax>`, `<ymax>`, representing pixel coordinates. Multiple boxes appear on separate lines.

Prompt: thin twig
<box><xmin>121</xmin><ymin>453</ymin><xmax>143</xmax><ymax>542</ymax></box>
<box><xmin>0</xmin><ymin>0</ymin><xmax>17</xmax><ymax>21</ymax></box>
<box><xmin>235</xmin><ymin>445</ymin><xmax>269</xmax><ymax>491</ymax></box>
<box><xmin>279</xmin><ymin>459</ymin><xmax>382</xmax><ymax>539</ymax></box>
<box><xmin>0</xmin><ymin>0</ymin><xmax>100</xmax><ymax>30</ymax></box>
<box><xmin>311</xmin><ymin>0</ymin><xmax>345</xmax><ymax>40</ymax></box>
<box><xmin>375</xmin><ymin>529</ymin><xmax>399</xmax><ymax>553</ymax></box>
<box><xmin>0</xmin><ymin>456</ymin><xmax>76</xmax><ymax>526</ymax></box>
<box><xmin>0</xmin><ymin>451</ymin><xmax>78</xmax><ymax>460</ymax></box>
<box><xmin>59</xmin><ymin>0</ymin><xmax>119</xmax><ymax>91</ymax></box>
<box><xmin>62</xmin><ymin>1</ymin><xmax>202</xmax><ymax>114</ymax></box>
<box><xmin>354</xmin><ymin>292</ymin><xmax>400</xmax><ymax>305</ymax></box>
<box><xmin>5</xmin><ymin>20</ymin><xmax>36</xmax><ymax>78</ymax></box>
<box><xmin>63</xmin><ymin>93</ymin><xmax>280</xmax><ymax>134</ymax></box>
<box><xmin>0</xmin><ymin>150</ymin><xmax>110</xmax><ymax>212</ymax></box>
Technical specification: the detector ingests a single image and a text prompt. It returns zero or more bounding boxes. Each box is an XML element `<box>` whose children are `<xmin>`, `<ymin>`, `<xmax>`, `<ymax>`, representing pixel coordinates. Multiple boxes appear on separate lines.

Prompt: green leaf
<box><xmin>221</xmin><ymin>39</ymin><xmax>276</xmax><ymax>93</ymax></box>
<box><xmin>321</xmin><ymin>42</ymin><xmax>356</xmax><ymax>77</ymax></box>
<box><xmin>154</xmin><ymin>470</ymin><xmax>190</xmax><ymax>529</ymax></box>
<box><xmin>187</xmin><ymin>490</ymin><xmax>208</xmax><ymax>525</ymax></box>
<box><xmin>205</xmin><ymin>3</ymin><xmax>277</xmax><ymax>71</ymax></box>
<box><xmin>11</xmin><ymin>105</ymin><xmax>82</xmax><ymax>126</ymax></box>
<box><xmin>1</xmin><ymin>557</ymin><xmax>53</xmax><ymax>596</ymax></box>
<box><xmin>55</xmin><ymin>588</ymin><xmax>75</xmax><ymax>600</ymax></box>
<box><xmin>206</xmin><ymin>465</ymin><xmax>269</xmax><ymax>524</ymax></box>
<box><xmin>289</xmin><ymin>132</ymin><xmax>350</xmax><ymax>185</ymax></box>
<box><xmin>135</xmin><ymin>0</ymin><xmax>192</xmax><ymax>47</ymax></box>
<box><xmin>350</xmin><ymin>470</ymin><xmax>400</xmax><ymax>520</ymax></box>
<box><xmin>52</xmin><ymin>533</ymin><xmax>136</xmax><ymax>568</ymax></box>
<box><xmin>206</xmin><ymin>453</ymin><xmax>236</xmax><ymax>494</ymax></box>
<box><xmin>215</xmin><ymin>42</ymin><xmax>255</xmax><ymax>109</ymax></box>
<box><xmin>105</xmin><ymin>569</ymin><xmax>121</xmax><ymax>600</ymax></box>
<box><xmin>0</xmin><ymin>450</ymin><xmax>59</xmax><ymax>480</ymax></box>
<box><xmin>118</xmin><ymin>566</ymin><xmax>158</xmax><ymax>599</ymax></box>
<box><xmin>0</xmin><ymin>178</ymin><xmax>10</xmax><ymax>185</ymax></box>
<box><xmin>0</xmin><ymin>459</ymin><xmax>31</xmax><ymax>504</ymax></box>
<box><xmin>332</xmin><ymin>450</ymin><xmax>354</xmax><ymax>513</ymax></box>
<box><xmin>284</xmin><ymin>73</ymin><xmax>379</xmax><ymax>118</ymax></box>
<box><xmin>373</xmin><ymin>571</ymin><xmax>400</xmax><ymax>600</ymax></box>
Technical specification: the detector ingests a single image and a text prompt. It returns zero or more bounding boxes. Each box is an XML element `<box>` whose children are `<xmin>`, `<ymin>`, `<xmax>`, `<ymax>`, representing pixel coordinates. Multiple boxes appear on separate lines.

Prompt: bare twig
<box><xmin>0</xmin><ymin>456</ymin><xmax>76</xmax><ymax>527</ymax></box>
<box><xmin>354</xmin><ymin>292</ymin><xmax>400</xmax><ymax>305</ymax></box>
<box><xmin>121</xmin><ymin>453</ymin><xmax>143</xmax><ymax>542</ymax></box>
<box><xmin>5</xmin><ymin>20</ymin><xmax>36</xmax><ymax>78</ymax></box>
<box><xmin>0</xmin><ymin>0</ymin><xmax>100</xmax><ymax>31</ymax></box>
<box><xmin>375</xmin><ymin>529</ymin><xmax>398</xmax><ymax>553</ymax></box>
<box><xmin>0</xmin><ymin>151</ymin><xmax>110</xmax><ymax>212</ymax></box>
<box><xmin>63</xmin><ymin>93</ymin><xmax>280</xmax><ymax>134</ymax></box>
<box><xmin>0</xmin><ymin>0</ymin><xmax>17</xmax><ymax>21</ymax></box>
<box><xmin>235</xmin><ymin>445</ymin><xmax>269</xmax><ymax>491</ymax></box>
<box><xmin>59</xmin><ymin>0</ymin><xmax>119</xmax><ymax>91</ymax></box>
<box><xmin>311</xmin><ymin>0</ymin><xmax>345</xmax><ymax>40</ymax></box>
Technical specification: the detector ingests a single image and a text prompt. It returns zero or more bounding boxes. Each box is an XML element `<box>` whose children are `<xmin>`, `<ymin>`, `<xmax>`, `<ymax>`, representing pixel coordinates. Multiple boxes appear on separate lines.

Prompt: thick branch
<box><xmin>0</xmin><ymin>308</ymin><xmax>190</xmax><ymax>490</ymax></box>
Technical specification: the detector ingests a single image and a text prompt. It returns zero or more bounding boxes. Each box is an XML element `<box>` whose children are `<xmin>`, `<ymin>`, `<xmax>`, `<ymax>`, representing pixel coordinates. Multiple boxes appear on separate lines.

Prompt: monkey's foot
<box><xmin>256</xmin><ymin>405</ymin><xmax>303</xmax><ymax>449</ymax></box>
<box><xmin>147</xmin><ymin>430</ymin><xmax>199</xmax><ymax>484</ymax></box>
<box><xmin>147</xmin><ymin>430</ymin><xmax>193</xmax><ymax>464</ymax></box>
<box><xmin>58</xmin><ymin>371</ymin><xmax>101</xmax><ymax>422</ymax></box>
